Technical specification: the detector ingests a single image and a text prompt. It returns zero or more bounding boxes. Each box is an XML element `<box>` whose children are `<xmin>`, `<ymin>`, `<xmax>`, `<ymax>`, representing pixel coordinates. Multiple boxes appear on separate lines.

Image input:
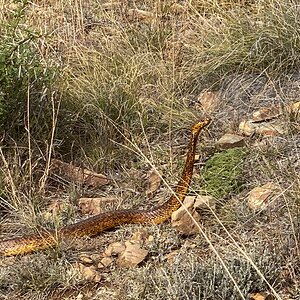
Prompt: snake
<box><xmin>0</xmin><ymin>119</ymin><xmax>211</xmax><ymax>256</ymax></box>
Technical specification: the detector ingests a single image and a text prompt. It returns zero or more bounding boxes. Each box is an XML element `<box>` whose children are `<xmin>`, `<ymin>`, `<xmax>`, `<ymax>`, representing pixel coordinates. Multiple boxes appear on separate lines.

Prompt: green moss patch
<box><xmin>202</xmin><ymin>148</ymin><xmax>247</xmax><ymax>199</ymax></box>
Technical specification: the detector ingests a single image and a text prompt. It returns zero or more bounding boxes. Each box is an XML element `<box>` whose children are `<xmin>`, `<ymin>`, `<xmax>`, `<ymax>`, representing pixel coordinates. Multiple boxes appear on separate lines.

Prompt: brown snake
<box><xmin>0</xmin><ymin>119</ymin><xmax>211</xmax><ymax>256</ymax></box>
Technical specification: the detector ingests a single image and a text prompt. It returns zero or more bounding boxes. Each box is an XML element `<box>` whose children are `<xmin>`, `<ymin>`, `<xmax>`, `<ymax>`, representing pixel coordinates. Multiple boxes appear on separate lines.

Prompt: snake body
<box><xmin>0</xmin><ymin>119</ymin><xmax>211</xmax><ymax>256</ymax></box>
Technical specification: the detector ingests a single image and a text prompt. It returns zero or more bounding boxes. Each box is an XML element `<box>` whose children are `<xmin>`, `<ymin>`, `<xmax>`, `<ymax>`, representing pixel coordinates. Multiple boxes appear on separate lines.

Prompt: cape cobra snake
<box><xmin>0</xmin><ymin>119</ymin><xmax>211</xmax><ymax>256</ymax></box>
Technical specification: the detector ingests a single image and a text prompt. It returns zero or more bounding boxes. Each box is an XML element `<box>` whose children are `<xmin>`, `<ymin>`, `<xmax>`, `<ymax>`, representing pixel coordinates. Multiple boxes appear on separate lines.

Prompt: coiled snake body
<box><xmin>0</xmin><ymin>119</ymin><xmax>211</xmax><ymax>256</ymax></box>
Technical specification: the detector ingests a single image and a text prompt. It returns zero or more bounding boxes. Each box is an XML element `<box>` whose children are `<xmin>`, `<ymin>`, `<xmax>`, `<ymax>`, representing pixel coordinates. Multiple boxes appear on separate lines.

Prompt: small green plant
<box><xmin>202</xmin><ymin>148</ymin><xmax>247</xmax><ymax>199</ymax></box>
<box><xmin>0</xmin><ymin>0</ymin><xmax>58</xmax><ymax>142</ymax></box>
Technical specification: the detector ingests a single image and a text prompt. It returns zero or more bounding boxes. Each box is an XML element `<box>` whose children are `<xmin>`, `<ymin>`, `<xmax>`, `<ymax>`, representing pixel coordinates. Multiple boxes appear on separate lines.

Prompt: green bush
<box><xmin>202</xmin><ymin>148</ymin><xmax>247</xmax><ymax>199</ymax></box>
<box><xmin>0</xmin><ymin>0</ymin><xmax>58</xmax><ymax>143</ymax></box>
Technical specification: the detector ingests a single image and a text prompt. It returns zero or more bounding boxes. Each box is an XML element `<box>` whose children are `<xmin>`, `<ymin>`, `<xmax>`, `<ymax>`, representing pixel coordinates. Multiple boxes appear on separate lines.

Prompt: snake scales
<box><xmin>0</xmin><ymin>119</ymin><xmax>211</xmax><ymax>256</ymax></box>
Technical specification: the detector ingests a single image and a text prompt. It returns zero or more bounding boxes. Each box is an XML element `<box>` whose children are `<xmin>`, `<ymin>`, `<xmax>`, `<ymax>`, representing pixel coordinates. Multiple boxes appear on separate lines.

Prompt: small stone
<box><xmin>249</xmin><ymin>292</ymin><xmax>274</xmax><ymax>300</ymax></box>
<box><xmin>248</xmin><ymin>183</ymin><xmax>280</xmax><ymax>211</ymax></box>
<box><xmin>75</xmin><ymin>263</ymin><xmax>101</xmax><ymax>283</ymax></box>
<box><xmin>147</xmin><ymin>235</ymin><xmax>154</xmax><ymax>243</ymax></box>
<box><xmin>252</xmin><ymin>106</ymin><xmax>282</xmax><ymax>122</ymax></box>
<box><xmin>216</xmin><ymin>133</ymin><xmax>245</xmax><ymax>149</ymax></box>
<box><xmin>239</xmin><ymin>120</ymin><xmax>255</xmax><ymax>136</ymax></box>
<box><xmin>194</xmin><ymin>195</ymin><xmax>216</xmax><ymax>211</ymax></box>
<box><xmin>116</xmin><ymin>241</ymin><xmax>148</xmax><ymax>267</ymax></box>
<box><xmin>90</xmin><ymin>253</ymin><xmax>101</xmax><ymax>261</ymax></box>
<box><xmin>194</xmin><ymin>154</ymin><xmax>200</xmax><ymax>161</ymax></box>
<box><xmin>239</xmin><ymin>120</ymin><xmax>285</xmax><ymax>136</ymax></box>
<box><xmin>79</xmin><ymin>253</ymin><xmax>93</xmax><ymax>264</ymax></box>
<box><xmin>104</xmin><ymin>242</ymin><xmax>126</xmax><ymax>257</ymax></box>
<box><xmin>98</xmin><ymin>257</ymin><xmax>113</xmax><ymax>269</ymax></box>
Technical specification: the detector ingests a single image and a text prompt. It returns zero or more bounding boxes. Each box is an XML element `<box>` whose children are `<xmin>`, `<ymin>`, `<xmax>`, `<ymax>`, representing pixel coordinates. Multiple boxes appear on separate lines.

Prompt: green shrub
<box><xmin>0</xmin><ymin>0</ymin><xmax>58</xmax><ymax>143</ymax></box>
<box><xmin>202</xmin><ymin>148</ymin><xmax>247</xmax><ymax>199</ymax></box>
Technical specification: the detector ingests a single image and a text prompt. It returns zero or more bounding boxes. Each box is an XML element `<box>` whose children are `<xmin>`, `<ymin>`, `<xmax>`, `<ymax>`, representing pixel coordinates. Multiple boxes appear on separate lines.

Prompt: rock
<box><xmin>239</xmin><ymin>120</ymin><xmax>285</xmax><ymax>136</ymax></box>
<box><xmin>194</xmin><ymin>195</ymin><xmax>216</xmax><ymax>211</ymax></box>
<box><xmin>104</xmin><ymin>242</ymin><xmax>126</xmax><ymax>257</ymax></box>
<box><xmin>89</xmin><ymin>253</ymin><xmax>101</xmax><ymax>261</ymax></box>
<box><xmin>248</xmin><ymin>183</ymin><xmax>280</xmax><ymax>211</ymax></box>
<box><xmin>78</xmin><ymin>197</ymin><xmax>117</xmax><ymax>215</ymax></box>
<box><xmin>239</xmin><ymin>120</ymin><xmax>255</xmax><ymax>136</ymax></box>
<box><xmin>196</xmin><ymin>90</ymin><xmax>219</xmax><ymax>112</ymax></box>
<box><xmin>171</xmin><ymin>196</ymin><xmax>201</xmax><ymax>235</ymax></box>
<box><xmin>75</xmin><ymin>263</ymin><xmax>101</xmax><ymax>283</ymax></box>
<box><xmin>79</xmin><ymin>253</ymin><xmax>93</xmax><ymax>264</ymax></box>
<box><xmin>116</xmin><ymin>241</ymin><xmax>148</xmax><ymax>267</ymax></box>
<box><xmin>51</xmin><ymin>159</ymin><xmax>109</xmax><ymax>187</ymax></box>
<box><xmin>249</xmin><ymin>292</ymin><xmax>275</xmax><ymax>300</ymax></box>
<box><xmin>194</xmin><ymin>154</ymin><xmax>200</xmax><ymax>162</ymax></box>
<box><xmin>146</xmin><ymin>168</ymin><xmax>162</xmax><ymax>198</ymax></box>
<box><xmin>216</xmin><ymin>133</ymin><xmax>245</xmax><ymax>149</ymax></box>
<box><xmin>252</xmin><ymin>106</ymin><xmax>282</xmax><ymax>122</ymax></box>
<box><xmin>147</xmin><ymin>235</ymin><xmax>154</xmax><ymax>243</ymax></box>
<box><xmin>98</xmin><ymin>257</ymin><xmax>113</xmax><ymax>269</ymax></box>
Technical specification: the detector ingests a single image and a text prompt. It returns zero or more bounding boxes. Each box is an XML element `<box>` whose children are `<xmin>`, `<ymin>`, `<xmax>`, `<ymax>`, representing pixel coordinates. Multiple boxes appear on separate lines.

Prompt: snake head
<box><xmin>191</xmin><ymin>118</ymin><xmax>211</xmax><ymax>135</ymax></box>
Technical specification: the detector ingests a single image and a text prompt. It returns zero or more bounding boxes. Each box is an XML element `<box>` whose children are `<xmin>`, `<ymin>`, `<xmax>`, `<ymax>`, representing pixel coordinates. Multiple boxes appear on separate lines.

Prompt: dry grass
<box><xmin>0</xmin><ymin>0</ymin><xmax>299</xmax><ymax>299</ymax></box>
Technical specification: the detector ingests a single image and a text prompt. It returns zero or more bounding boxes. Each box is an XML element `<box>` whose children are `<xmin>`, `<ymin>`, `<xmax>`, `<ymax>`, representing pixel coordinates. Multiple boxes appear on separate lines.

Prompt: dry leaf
<box><xmin>165</xmin><ymin>250</ymin><xmax>180</xmax><ymax>264</ymax></box>
<box><xmin>146</xmin><ymin>168</ymin><xmax>162</xmax><ymax>198</ymax></box>
<box><xmin>51</xmin><ymin>159</ymin><xmax>109</xmax><ymax>187</ymax></box>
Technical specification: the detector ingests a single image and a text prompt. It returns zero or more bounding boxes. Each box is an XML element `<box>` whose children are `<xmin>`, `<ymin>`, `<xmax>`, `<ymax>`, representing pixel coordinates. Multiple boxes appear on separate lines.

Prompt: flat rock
<box><xmin>239</xmin><ymin>120</ymin><xmax>285</xmax><ymax>136</ymax></box>
<box><xmin>98</xmin><ymin>257</ymin><xmax>113</xmax><ymax>269</ymax></box>
<box><xmin>252</xmin><ymin>105</ymin><xmax>282</xmax><ymax>122</ymax></box>
<box><xmin>248</xmin><ymin>182</ymin><xmax>280</xmax><ymax>211</ymax></box>
<box><xmin>194</xmin><ymin>195</ymin><xmax>216</xmax><ymax>211</ymax></box>
<box><xmin>171</xmin><ymin>196</ymin><xmax>201</xmax><ymax>235</ymax></box>
<box><xmin>216</xmin><ymin>133</ymin><xmax>245</xmax><ymax>149</ymax></box>
<box><xmin>116</xmin><ymin>241</ymin><xmax>148</xmax><ymax>267</ymax></box>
